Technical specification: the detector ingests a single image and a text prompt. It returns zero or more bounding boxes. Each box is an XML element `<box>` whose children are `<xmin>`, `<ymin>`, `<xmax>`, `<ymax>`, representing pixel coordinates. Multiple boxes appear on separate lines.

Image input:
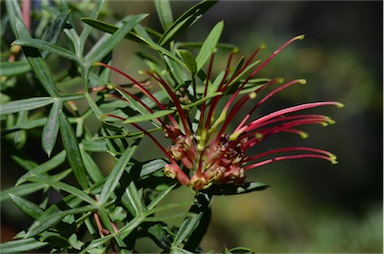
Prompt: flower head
<box><xmin>97</xmin><ymin>35</ymin><xmax>343</xmax><ymax>191</ymax></box>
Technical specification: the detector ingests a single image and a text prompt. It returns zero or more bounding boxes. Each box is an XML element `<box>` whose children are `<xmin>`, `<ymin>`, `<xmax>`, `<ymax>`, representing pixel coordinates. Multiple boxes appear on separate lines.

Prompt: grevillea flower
<box><xmin>97</xmin><ymin>35</ymin><xmax>343</xmax><ymax>191</ymax></box>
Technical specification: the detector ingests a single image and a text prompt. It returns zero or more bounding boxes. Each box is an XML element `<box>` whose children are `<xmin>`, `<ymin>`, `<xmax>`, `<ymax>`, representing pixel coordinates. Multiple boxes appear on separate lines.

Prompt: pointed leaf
<box><xmin>172</xmin><ymin>213</ymin><xmax>202</xmax><ymax>247</ymax></box>
<box><xmin>121</xmin><ymin>109</ymin><xmax>175</xmax><ymax>124</ymax></box>
<box><xmin>209</xmin><ymin>182</ymin><xmax>269</xmax><ymax>196</ymax></box>
<box><xmin>0</xmin><ymin>61</ymin><xmax>31</xmax><ymax>76</ymax></box>
<box><xmin>155</xmin><ymin>0</ymin><xmax>174</xmax><ymax>31</ymax></box>
<box><xmin>42</xmin><ymin>99</ymin><xmax>62</xmax><ymax>156</ymax></box>
<box><xmin>158</xmin><ymin>0</ymin><xmax>218</xmax><ymax>46</ymax></box>
<box><xmin>14</xmin><ymin>18</ymin><xmax>59</xmax><ymax>97</ymax></box>
<box><xmin>0</xmin><ymin>97</ymin><xmax>54</xmax><ymax>115</ymax></box>
<box><xmin>9</xmin><ymin>193</ymin><xmax>43</xmax><ymax>219</ymax></box>
<box><xmin>0</xmin><ymin>183</ymin><xmax>47</xmax><ymax>202</ymax></box>
<box><xmin>26</xmin><ymin>174</ymin><xmax>94</xmax><ymax>204</ymax></box>
<box><xmin>59</xmin><ymin>111</ymin><xmax>89</xmax><ymax>189</ymax></box>
<box><xmin>98</xmin><ymin>137</ymin><xmax>142</xmax><ymax>204</ymax></box>
<box><xmin>179</xmin><ymin>49</ymin><xmax>197</xmax><ymax>75</ymax></box>
<box><xmin>12</xmin><ymin>38</ymin><xmax>78</xmax><ymax>62</ymax></box>
<box><xmin>85</xmin><ymin>14</ymin><xmax>148</xmax><ymax>64</ymax></box>
<box><xmin>195</xmin><ymin>21</ymin><xmax>224</xmax><ymax>72</ymax></box>
<box><xmin>0</xmin><ymin>238</ymin><xmax>48</xmax><ymax>254</ymax></box>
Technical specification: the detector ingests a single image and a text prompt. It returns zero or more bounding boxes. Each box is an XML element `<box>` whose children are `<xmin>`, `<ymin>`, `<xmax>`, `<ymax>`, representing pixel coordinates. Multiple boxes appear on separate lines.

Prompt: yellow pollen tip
<box><xmin>249</xmin><ymin>92</ymin><xmax>257</xmax><ymax>99</ymax></box>
<box><xmin>260</xmin><ymin>43</ymin><xmax>267</xmax><ymax>49</ymax></box>
<box><xmin>336</xmin><ymin>103</ymin><xmax>345</xmax><ymax>108</ymax></box>
<box><xmin>299</xmin><ymin>79</ymin><xmax>307</xmax><ymax>85</ymax></box>
<box><xmin>300</xmin><ymin>132</ymin><xmax>309</xmax><ymax>139</ymax></box>
<box><xmin>93</xmin><ymin>62</ymin><xmax>102</xmax><ymax>66</ymax></box>
<box><xmin>297</xmin><ymin>34</ymin><xmax>305</xmax><ymax>40</ymax></box>
<box><xmin>276</xmin><ymin>78</ymin><xmax>285</xmax><ymax>83</ymax></box>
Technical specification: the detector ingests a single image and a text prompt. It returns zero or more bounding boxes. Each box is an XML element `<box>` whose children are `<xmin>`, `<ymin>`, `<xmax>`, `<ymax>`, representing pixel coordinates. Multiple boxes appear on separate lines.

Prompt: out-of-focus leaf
<box><xmin>59</xmin><ymin>111</ymin><xmax>89</xmax><ymax>189</ymax></box>
<box><xmin>155</xmin><ymin>0</ymin><xmax>173</xmax><ymax>31</ymax></box>
<box><xmin>80</xmin><ymin>148</ymin><xmax>104</xmax><ymax>183</ymax></box>
<box><xmin>0</xmin><ymin>238</ymin><xmax>48</xmax><ymax>254</ymax></box>
<box><xmin>158</xmin><ymin>0</ymin><xmax>218</xmax><ymax>46</ymax></box>
<box><xmin>148</xmin><ymin>223</ymin><xmax>171</xmax><ymax>249</ymax></box>
<box><xmin>85</xmin><ymin>14</ymin><xmax>147</xmax><ymax>64</ymax></box>
<box><xmin>26</xmin><ymin>173</ymin><xmax>94</xmax><ymax>204</ymax></box>
<box><xmin>42</xmin><ymin>99</ymin><xmax>62</xmax><ymax>157</ymax></box>
<box><xmin>0</xmin><ymin>61</ymin><xmax>31</xmax><ymax>76</ymax></box>
<box><xmin>16</xmin><ymin>151</ymin><xmax>66</xmax><ymax>185</ymax></box>
<box><xmin>148</xmin><ymin>184</ymin><xmax>176</xmax><ymax>210</ymax></box>
<box><xmin>12</xmin><ymin>38</ymin><xmax>78</xmax><ymax>62</ymax></box>
<box><xmin>9</xmin><ymin>193</ymin><xmax>43</xmax><ymax>219</ymax></box>
<box><xmin>179</xmin><ymin>49</ymin><xmax>197</xmax><ymax>75</ymax></box>
<box><xmin>26</xmin><ymin>204</ymin><xmax>96</xmax><ymax>238</ymax></box>
<box><xmin>224</xmin><ymin>247</ymin><xmax>255</xmax><ymax>254</ymax></box>
<box><xmin>14</xmin><ymin>18</ymin><xmax>59</xmax><ymax>97</ymax></box>
<box><xmin>172</xmin><ymin>213</ymin><xmax>202</xmax><ymax>247</ymax></box>
<box><xmin>4</xmin><ymin>0</ymin><xmax>23</xmax><ymax>34</ymax></box>
<box><xmin>41</xmin><ymin>10</ymin><xmax>70</xmax><ymax>55</ymax></box>
<box><xmin>0</xmin><ymin>183</ymin><xmax>47</xmax><ymax>202</ymax></box>
<box><xmin>97</xmin><ymin>137</ymin><xmax>142</xmax><ymax>205</ymax></box>
<box><xmin>79</xmin><ymin>0</ymin><xmax>104</xmax><ymax>50</ymax></box>
<box><xmin>81</xmin><ymin>18</ymin><xmax>187</xmax><ymax>69</ymax></box>
<box><xmin>209</xmin><ymin>182</ymin><xmax>269</xmax><ymax>196</ymax></box>
<box><xmin>121</xmin><ymin>109</ymin><xmax>175</xmax><ymax>124</ymax></box>
<box><xmin>195</xmin><ymin>21</ymin><xmax>224</xmax><ymax>72</ymax></box>
<box><xmin>0</xmin><ymin>97</ymin><xmax>54</xmax><ymax>115</ymax></box>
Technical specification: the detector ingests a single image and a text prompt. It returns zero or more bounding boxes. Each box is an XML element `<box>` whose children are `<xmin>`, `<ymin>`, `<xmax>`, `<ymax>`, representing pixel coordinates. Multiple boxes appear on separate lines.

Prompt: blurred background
<box><xmin>1</xmin><ymin>0</ymin><xmax>383</xmax><ymax>253</ymax></box>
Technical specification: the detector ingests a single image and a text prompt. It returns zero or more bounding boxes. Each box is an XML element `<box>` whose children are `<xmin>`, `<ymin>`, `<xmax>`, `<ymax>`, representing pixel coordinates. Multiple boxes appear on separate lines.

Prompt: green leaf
<box><xmin>209</xmin><ymin>182</ymin><xmax>269</xmax><ymax>195</ymax></box>
<box><xmin>12</xmin><ymin>38</ymin><xmax>78</xmax><ymax>62</ymax></box>
<box><xmin>224</xmin><ymin>247</ymin><xmax>255</xmax><ymax>254</ymax></box>
<box><xmin>121</xmin><ymin>109</ymin><xmax>175</xmax><ymax>124</ymax></box>
<box><xmin>154</xmin><ymin>0</ymin><xmax>174</xmax><ymax>31</ymax></box>
<box><xmin>81</xmin><ymin>18</ymin><xmax>187</xmax><ymax>69</ymax></box>
<box><xmin>179</xmin><ymin>49</ymin><xmax>197</xmax><ymax>75</ymax></box>
<box><xmin>16</xmin><ymin>151</ymin><xmax>67</xmax><ymax>185</ymax></box>
<box><xmin>9</xmin><ymin>193</ymin><xmax>43</xmax><ymax>219</ymax></box>
<box><xmin>0</xmin><ymin>97</ymin><xmax>54</xmax><ymax>115</ymax></box>
<box><xmin>80</xmin><ymin>148</ymin><xmax>104</xmax><ymax>183</ymax></box>
<box><xmin>158</xmin><ymin>0</ymin><xmax>218</xmax><ymax>46</ymax></box>
<box><xmin>172</xmin><ymin>213</ymin><xmax>202</xmax><ymax>247</ymax></box>
<box><xmin>148</xmin><ymin>184</ymin><xmax>176</xmax><ymax>210</ymax></box>
<box><xmin>124</xmin><ymin>182</ymin><xmax>145</xmax><ymax>216</ymax></box>
<box><xmin>42</xmin><ymin>99</ymin><xmax>62</xmax><ymax>157</ymax></box>
<box><xmin>97</xmin><ymin>137</ymin><xmax>142</xmax><ymax>205</ymax></box>
<box><xmin>0</xmin><ymin>238</ymin><xmax>48</xmax><ymax>254</ymax></box>
<box><xmin>26</xmin><ymin>173</ymin><xmax>95</xmax><ymax>204</ymax></box>
<box><xmin>85</xmin><ymin>14</ymin><xmax>148</xmax><ymax>64</ymax></box>
<box><xmin>137</xmin><ymin>158</ymin><xmax>167</xmax><ymax>178</ymax></box>
<box><xmin>26</xmin><ymin>204</ymin><xmax>96</xmax><ymax>238</ymax></box>
<box><xmin>148</xmin><ymin>223</ymin><xmax>171</xmax><ymax>249</ymax></box>
<box><xmin>79</xmin><ymin>0</ymin><xmax>104</xmax><ymax>51</ymax></box>
<box><xmin>0</xmin><ymin>183</ymin><xmax>47</xmax><ymax>202</ymax></box>
<box><xmin>59</xmin><ymin>111</ymin><xmax>89</xmax><ymax>189</ymax></box>
<box><xmin>14</xmin><ymin>18</ymin><xmax>59</xmax><ymax>97</ymax></box>
<box><xmin>0</xmin><ymin>61</ymin><xmax>31</xmax><ymax>76</ymax></box>
<box><xmin>4</xmin><ymin>0</ymin><xmax>23</xmax><ymax>34</ymax></box>
<box><xmin>195</xmin><ymin>21</ymin><xmax>224</xmax><ymax>72</ymax></box>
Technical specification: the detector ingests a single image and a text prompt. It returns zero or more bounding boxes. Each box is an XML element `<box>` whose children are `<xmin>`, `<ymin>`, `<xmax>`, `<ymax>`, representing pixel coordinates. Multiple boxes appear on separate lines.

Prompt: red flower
<box><xmin>97</xmin><ymin>35</ymin><xmax>343</xmax><ymax>191</ymax></box>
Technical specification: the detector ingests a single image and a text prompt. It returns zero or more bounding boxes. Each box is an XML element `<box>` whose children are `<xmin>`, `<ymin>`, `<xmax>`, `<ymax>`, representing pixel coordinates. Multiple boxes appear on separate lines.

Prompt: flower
<box><xmin>97</xmin><ymin>35</ymin><xmax>343</xmax><ymax>191</ymax></box>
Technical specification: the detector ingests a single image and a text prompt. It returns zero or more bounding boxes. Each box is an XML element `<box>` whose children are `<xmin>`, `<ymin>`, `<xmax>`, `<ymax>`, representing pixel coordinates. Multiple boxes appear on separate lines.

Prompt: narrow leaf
<box><xmin>26</xmin><ymin>174</ymin><xmax>95</xmax><ymax>204</ymax></box>
<box><xmin>122</xmin><ymin>109</ymin><xmax>175</xmax><ymax>124</ymax></box>
<box><xmin>179</xmin><ymin>49</ymin><xmax>197</xmax><ymax>75</ymax></box>
<box><xmin>59</xmin><ymin>111</ymin><xmax>89</xmax><ymax>189</ymax></box>
<box><xmin>0</xmin><ymin>183</ymin><xmax>47</xmax><ymax>202</ymax></box>
<box><xmin>209</xmin><ymin>182</ymin><xmax>269</xmax><ymax>195</ymax></box>
<box><xmin>172</xmin><ymin>213</ymin><xmax>202</xmax><ymax>247</ymax></box>
<box><xmin>98</xmin><ymin>137</ymin><xmax>142</xmax><ymax>204</ymax></box>
<box><xmin>14</xmin><ymin>18</ymin><xmax>59</xmax><ymax>97</ymax></box>
<box><xmin>85</xmin><ymin>14</ymin><xmax>148</xmax><ymax>64</ymax></box>
<box><xmin>159</xmin><ymin>0</ymin><xmax>218</xmax><ymax>46</ymax></box>
<box><xmin>0</xmin><ymin>97</ymin><xmax>54</xmax><ymax>115</ymax></box>
<box><xmin>16</xmin><ymin>151</ymin><xmax>66</xmax><ymax>185</ymax></box>
<box><xmin>9</xmin><ymin>193</ymin><xmax>43</xmax><ymax>219</ymax></box>
<box><xmin>0</xmin><ymin>238</ymin><xmax>48</xmax><ymax>254</ymax></box>
<box><xmin>0</xmin><ymin>61</ymin><xmax>31</xmax><ymax>76</ymax></box>
<box><xmin>42</xmin><ymin>99</ymin><xmax>62</xmax><ymax>157</ymax></box>
<box><xmin>81</xmin><ymin>18</ymin><xmax>187</xmax><ymax>69</ymax></box>
<box><xmin>12</xmin><ymin>38</ymin><xmax>78</xmax><ymax>62</ymax></box>
<box><xmin>195</xmin><ymin>21</ymin><xmax>224</xmax><ymax>72</ymax></box>
<box><xmin>154</xmin><ymin>0</ymin><xmax>174</xmax><ymax>31</ymax></box>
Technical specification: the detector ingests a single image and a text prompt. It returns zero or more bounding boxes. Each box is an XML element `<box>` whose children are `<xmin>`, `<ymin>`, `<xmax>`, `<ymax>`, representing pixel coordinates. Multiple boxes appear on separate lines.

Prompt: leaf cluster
<box><xmin>0</xmin><ymin>1</ymin><xmax>266</xmax><ymax>253</ymax></box>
